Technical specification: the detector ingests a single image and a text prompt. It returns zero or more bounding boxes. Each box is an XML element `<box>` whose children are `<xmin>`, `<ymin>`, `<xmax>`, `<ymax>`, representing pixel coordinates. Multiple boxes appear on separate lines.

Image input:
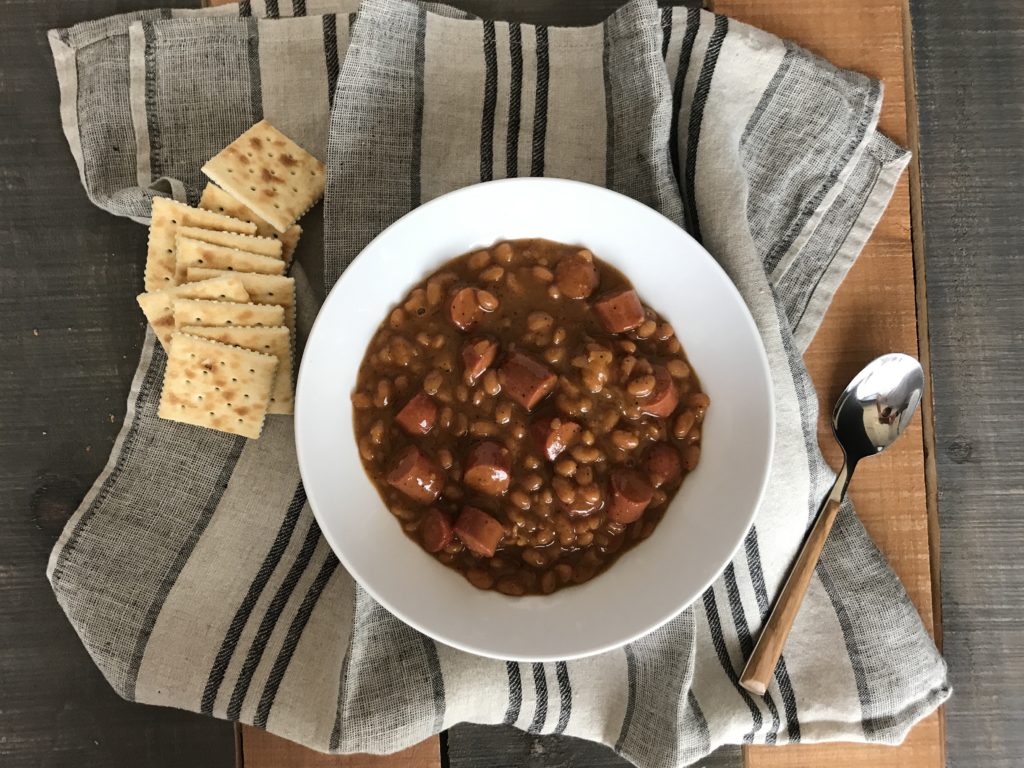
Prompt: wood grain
<box><xmin>705</xmin><ymin>1</ymin><xmax>943</xmax><ymax>767</ymax></box>
<box><xmin>0</xmin><ymin>1</ymin><xmax>238</xmax><ymax>766</ymax></box>
<box><xmin>240</xmin><ymin>726</ymin><xmax>441</xmax><ymax>768</ymax></box>
<box><xmin>910</xmin><ymin>1</ymin><xmax>1024</xmax><ymax>766</ymax></box>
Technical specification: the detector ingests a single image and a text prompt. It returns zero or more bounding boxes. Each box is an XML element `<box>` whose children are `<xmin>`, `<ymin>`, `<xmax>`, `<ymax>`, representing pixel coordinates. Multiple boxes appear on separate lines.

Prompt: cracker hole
<box><xmin>250</xmin><ymin>187</ymin><xmax>257</xmax><ymax>192</ymax></box>
<box><xmin>244</xmin><ymin>394</ymin><xmax>250</xmax><ymax>399</ymax></box>
<box><xmin>238</xmin><ymin>418</ymin><xmax>243</xmax><ymax>423</ymax></box>
<box><xmin>171</xmin><ymin>219</ymin><xmax>178</xmax><ymax>224</ymax></box>
<box><xmin>167</xmin><ymin>248</ymin><xmax>173</xmax><ymax>254</ymax></box>
<box><xmin>217</xmin><ymin>207</ymin><xmax>225</xmax><ymax>212</ymax></box>
<box><xmin>249</xmin><ymin>369</ymin><xmax>255</xmax><ymax>374</ymax></box>
<box><xmin>227</xmin><ymin>169</ymin><xmax>233</xmax><ymax>173</ymax></box>
<box><xmin>231</xmin><ymin>377</ymin><xmax>237</xmax><ymax>382</ymax></box>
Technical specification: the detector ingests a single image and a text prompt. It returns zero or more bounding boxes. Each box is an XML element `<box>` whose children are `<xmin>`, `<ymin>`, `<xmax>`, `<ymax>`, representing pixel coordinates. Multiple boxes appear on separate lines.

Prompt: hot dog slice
<box><xmin>463</xmin><ymin>441</ymin><xmax>512</xmax><ymax>496</ymax></box>
<box><xmin>593</xmin><ymin>288</ymin><xmax>645</xmax><ymax>333</ymax></box>
<box><xmin>455</xmin><ymin>505</ymin><xmax>505</xmax><ymax>557</ymax></box>
<box><xmin>395</xmin><ymin>392</ymin><xmax>438</xmax><ymax>435</ymax></box>
<box><xmin>498</xmin><ymin>351</ymin><xmax>557</xmax><ymax>411</ymax></box>
<box><xmin>386</xmin><ymin>445</ymin><xmax>444</xmax><ymax>504</ymax></box>
<box><xmin>606</xmin><ymin>467</ymin><xmax>654</xmax><ymax>525</ymax></box>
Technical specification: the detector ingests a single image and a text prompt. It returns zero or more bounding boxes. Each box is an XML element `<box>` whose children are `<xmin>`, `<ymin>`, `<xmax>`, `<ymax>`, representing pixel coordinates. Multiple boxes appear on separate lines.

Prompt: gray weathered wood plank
<box><xmin>910</xmin><ymin>1</ymin><xmax>1024</xmax><ymax>767</ymax></box>
<box><xmin>0</xmin><ymin>1</ymin><xmax>237</xmax><ymax>766</ymax></box>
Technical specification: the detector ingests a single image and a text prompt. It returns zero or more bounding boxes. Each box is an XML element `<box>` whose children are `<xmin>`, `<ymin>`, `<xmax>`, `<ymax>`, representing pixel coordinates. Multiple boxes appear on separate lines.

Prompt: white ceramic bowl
<box><xmin>296</xmin><ymin>178</ymin><xmax>773</xmax><ymax>661</ymax></box>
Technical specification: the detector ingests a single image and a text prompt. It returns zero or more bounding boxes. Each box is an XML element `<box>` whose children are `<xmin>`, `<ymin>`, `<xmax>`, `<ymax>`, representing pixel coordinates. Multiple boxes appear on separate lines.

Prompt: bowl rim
<box><xmin>296</xmin><ymin>177</ymin><xmax>775</xmax><ymax>661</ymax></box>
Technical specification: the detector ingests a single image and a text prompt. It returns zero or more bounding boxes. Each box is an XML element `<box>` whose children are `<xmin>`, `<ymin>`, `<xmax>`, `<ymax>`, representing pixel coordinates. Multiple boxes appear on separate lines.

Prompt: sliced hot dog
<box><xmin>498</xmin><ymin>351</ymin><xmax>557</xmax><ymax>411</ymax></box>
<box><xmin>455</xmin><ymin>505</ymin><xmax>505</xmax><ymax>557</ymax></box>
<box><xmin>555</xmin><ymin>251</ymin><xmax>599</xmax><ymax>299</ymax></box>
<box><xmin>643</xmin><ymin>442</ymin><xmax>682</xmax><ymax>488</ymax></box>
<box><xmin>593</xmin><ymin>288</ymin><xmax>645</xmax><ymax>334</ymax></box>
<box><xmin>463</xmin><ymin>441</ymin><xmax>511</xmax><ymax>496</ymax></box>
<box><xmin>386</xmin><ymin>445</ymin><xmax>444</xmax><ymax>504</ymax></box>
<box><xmin>606</xmin><ymin>467</ymin><xmax>654</xmax><ymax>524</ymax></box>
<box><xmin>395</xmin><ymin>392</ymin><xmax>438</xmax><ymax>435</ymax></box>
<box><xmin>462</xmin><ymin>337</ymin><xmax>499</xmax><ymax>384</ymax></box>
<box><xmin>419</xmin><ymin>507</ymin><xmax>453</xmax><ymax>553</ymax></box>
<box><xmin>448</xmin><ymin>286</ymin><xmax>482</xmax><ymax>331</ymax></box>
<box><xmin>530</xmin><ymin>415</ymin><xmax>581</xmax><ymax>461</ymax></box>
<box><xmin>636</xmin><ymin>365</ymin><xmax>678</xmax><ymax>418</ymax></box>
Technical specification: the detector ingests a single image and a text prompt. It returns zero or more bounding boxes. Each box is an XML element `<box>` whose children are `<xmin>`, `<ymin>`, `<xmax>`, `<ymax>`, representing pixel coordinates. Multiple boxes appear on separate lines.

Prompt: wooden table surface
<box><xmin>1</xmin><ymin>0</ymin><xmax>1020</xmax><ymax>767</ymax></box>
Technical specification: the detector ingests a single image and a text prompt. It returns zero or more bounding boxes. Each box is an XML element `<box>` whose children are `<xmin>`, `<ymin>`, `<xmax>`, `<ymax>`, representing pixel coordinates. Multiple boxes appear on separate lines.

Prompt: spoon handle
<box><xmin>739</xmin><ymin>465</ymin><xmax>849</xmax><ymax>695</ymax></box>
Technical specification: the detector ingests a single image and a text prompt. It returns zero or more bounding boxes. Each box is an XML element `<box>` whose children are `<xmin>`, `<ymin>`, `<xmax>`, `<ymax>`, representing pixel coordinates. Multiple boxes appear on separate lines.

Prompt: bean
<box><xmin>514</xmin><ymin>534</ymin><xmax>530</xmax><ymax>547</ymax></box>
<box><xmin>426</xmin><ymin>281</ymin><xmax>443</xmax><ymax>306</ymax></box>
<box><xmin>687</xmin><ymin>392</ymin><xmax>711</xmax><ymax>411</ymax></box>
<box><xmin>455</xmin><ymin>384</ymin><xmax>469</xmax><ymax>403</ymax></box>
<box><xmin>666</xmin><ymin>338</ymin><xmax>682</xmax><ymax>354</ymax></box>
<box><xmin>576</xmin><ymin>465</ymin><xmax>594</xmax><ymax>485</ymax></box>
<box><xmin>651</xmin><ymin>489</ymin><xmax>667</xmax><ymax>507</ymax></box>
<box><xmin>468</xmin><ymin>249</ymin><xmax>491</xmax><ymax>270</ymax></box>
<box><xmin>540</xmin><ymin>571</ymin><xmax>557</xmax><ymax>594</ymax></box>
<box><xmin>552</xmin><ymin>476</ymin><xmax>576</xmax><ymax>505</ymax></box>
<box><xmin>358</xmin><ymin>438</ymin><xmax>375</xmax><ymax>462</ymax></box>
<box><xmin>611</xmin><ymin>429</ymin><xmax>639</xmax><ymax>451</ymax></box>
<box><xmin>495</xmin><ymin>402</ymin><xmax>513</xmax><ymax>425</ymax></box>
<box><xmin>527</xmin><ymin>312</ymin><xmax>554</xmax><ymax>332</ymax></box>
<box><xmin>522</xmin><ymin>473</ymin><xmax>544</xmax><ymax>491</ymax></box>
<box><xmin>480</xmin><ymin>265</ymin><xmax>505</xmax><ymax>282</ymax></box>
<box><xmin>533</xmin><ymin>528</ymin><xmax>556</xmax><ymax>546</ymax></box>
<box><xmin>658</xmin><ymin>322</ymin><xmax>675</xmax><ymax>339</ymax></box>
<box><xmin>391</xmin><ymin>504</ymin><xmax>418</xmax><ymax>521</ymax></box>
<box><xmin>554</xmin><ymin>458</ymin><xmax>577</xmax><ymax>477</ymax></box>
<box><xmin>444</xmin><ymin>484</ymin><xmax>463</xmax><ymax>500</ymax></box>
<box><xmin>402</xmin><ymin>520</ymin><xmax>419</xmax><ymax>533</ymax></box>
<box><xmin>423</xmin><ymin>370</ymin><xmax>443</xmax><ymax>395</ymax></box>
<box><xmin>620</xmin><ymin>355</ymin><xmax>637</xmax><ymax>380</ymax></box>
<box><xmin>523</xmin><ymin>454</ymin><xmax>541</xmax><ymax>470</ymax></box>
<box><xmin>394</xmin><ymin>375</ymin><xmax>409</xmax><ymax>392</ymax></box>
<box><xmin>373</xmin><ymin>380</ymin><xmax>392</xmax><ymax>407</ymax></box>
<box><xmin>552</xmin><ymin>327</ymin><xmax>567</xmax><ymax>345</ymax></box>
<box><xmin>687</xmin><ymin>427</ymin><xmax>701</xmax><ymax>443</ymax></box>
<box><xmin>489</xmin><ymin>557</ymin><xmax>512</xmax><ymax>572</ymax></box>
<box><xmin>576</xmin><ymin>531</ymin><xmax>594</xmax><ymax>547</ymax></box>
<box><xmin>555</xmin><ymin>516</ymin><xmax>576</xmax><ymax>547</ymax></box>
<box><xmin>645</xmin><ymin>422</ymin><xmax>666</xmax><ymax>441</ymax></box>
<box><xmin>470</xmin><ymin>420</ymin><xmax>498</xmax><ymax>437</ymax></box>
<box><xmin>522</xmin><ymin>548</ymin><xmax>546</xmax><ymax>568</ymax></box>
<box><xmin>389</xmin><ymin>308</ymin><xmax>405</xmax><ymax>327</ymax></box>
<box><xmin>681</xmin><ymin>444</ymin><xmax>701</xmax><ymax>470</ymax></box>
<box><xmin>467</xmin><ymin>568</ymin><xmax>494</xmax><ymax>590</ymax></box>
<box><xmin>508</xmin><ymin>508</ymin><xmax>528</xmax><ymax>527</ymax></box>
<box><xmin>627</xmin><ymin>374</ymin><xmax>656</xmax><ymax>397</ymax></box>
<box><xmin>575</xmin><ymin>485</ymin><xmax>599</xmax><ymax>509</ymax></box>
<box><xmin>596</xmin><ymin>409</ymin><xmax>619</xmax><ymax>434</ymax></box>
<box><xmin>581</xmin><ymin>429</ymin><xmax>596</xmax><ymax>446</ymax></box>
<box><xmin>454</xmin><ymin>413</ymin><xmax>469</xmax><ymax>436</ymax></box>
<box><xmin>674</xmin><ymin>410</ymin><xmax>697</xmax><ymax>439</ymax></box>
<box><xmin>443</xmin><ymin>540</ymin><xmax>464</xmax><ymax>555</ymax></box>
<box><xmin>510</xmin><ymin>490</ymin><xmax>532</xmax><ymax>510</ymax></box>
<box><xmin>351</xmin><ymin>391</ymin><xmax>372</xmax><ymax>409</ymax></box>
<box><xmin>477</xmin><ymin>289</ymin><xmax>499</xmax><ymax>311</ymax></box>
<box><xmin>494</xmin><ymin>242</ymin><xmax>514</xmax><ymax>264</ymax></box>
<box><xmin>497</xmin><ymin>577</ymin><xmax>526</xmax><ymax>596</ymax></box>
<box><xmin>438</xmin><ymin>448</ymin><xmax>454</xmax><ymax>469</ymax></box>
<box><xmin>472</xmin><ymin>389</ymin><xmax>485</xmax><ymax>406</ymax></box>
<box><xmin>543</xmin><ymin>347</ymin><xmax>566</xmax><ymax>365</ymax></box>
<box><xmin>513</xmin><ymin>423</ymin><xmax>527</xmax><ymax>440</ymax></box>
<box><xmin>540</xmin><ymin>489</ymin><xmax>554</xmax><ymax>505</ymax></box>
<box><xmin>483</xmin><ymin>369</ymin><xmax>501</xmax><ymax>396</ymax></box>
<box><xmin>571</xmin><ymin>445</ymin><xmax>602</xmax><ymax>464</ymax></box>
<box><xmin>432</xmin><ymin>334</ymin><xmax>446</xmax><ymax>349</ymax></box>
<box><xmin>439</xmin><ymin>406</ymin><xmax>453</xmax><ymax>429</ymax></box>
<box><xmin>416</xmin><ymin>331</ymin><xmax>432</xmax><ymax>347</ymax></box>
<box><xmin>403</xmin><ymin>288</ymin><xmax>427</xmax><ymax>315</ymax></box>
<box><xmin>369</xmin><ymin>420</ymin><xmax>385</xmax><ymax>445</ymax></box>
<box><xmin>667</xmin><ymin>359</ymin><xmax>690</xmax><ymax>379</ymax></box>
<box><xmin>547</xmin><ymin>284</ymin><xmax>561</xmax><ymax>300</ymax></box>
<box><xmin>532</xmin><ymin>266</ymin><xmax>554</xmax><ymax>282</ymax></box>
<box><xmin>555</xmin><ymin>563</ymin><xmax>573</xmax><ymax>584</ymax></box>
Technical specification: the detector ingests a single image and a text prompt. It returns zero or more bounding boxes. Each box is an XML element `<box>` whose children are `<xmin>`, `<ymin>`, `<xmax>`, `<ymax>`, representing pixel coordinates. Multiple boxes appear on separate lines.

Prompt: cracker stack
<box><xmin>133</xmin><ymin>119</ymin><xmax>325</xmax><ymax>438</ymax></box>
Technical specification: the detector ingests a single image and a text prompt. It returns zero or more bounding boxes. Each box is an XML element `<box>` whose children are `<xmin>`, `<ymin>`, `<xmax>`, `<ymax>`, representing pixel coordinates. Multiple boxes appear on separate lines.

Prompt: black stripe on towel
<box><xmin>683</xmin><ymin>13</ymin><xmax>728</xmax><ymax>243</ymax></box>
<box><xmin>746</xmin><ymin>527</ymin><xmax>802</xmax><ymax>741</ymax></box>
<box><xmin>670</xmin><ymin>8</ymin><xmax>700</xmax><ymax>207</ymax></box>
<box><xmin>553</xmin><ymin>662</ymin><xmax>572</xmax><ymax>734</ymax></box>
<box><xmin>142</xmin><ymin>23</ymin><xmax>163</xmax><ymax>182</ymax></box>
<box><xmin>264</xmin><ymin>0</ymin><xmax>280</xmax><ymax>19</ymax></box>
<box><xmin>292</xmin><ymin>0</ymin><xmax>305</xmax><ymax>17</ymax></box>
<box><xmin>530</xmin><ymin>26</ymin><xmax>549</xmax><ymax>177</ymax></box>
<box><xmin>201</xmin><ymin>482</ymin><xmax>307</xmax><ymax>715</ymax></box>
<box><xmin>660</xmin><ymin>6</ymin><xmax>672</xmax><ymax>59</ymax></box>
<box><xmin>702</xmin><ymin>587</ymin><xmax>763</xmax><ymax>742</ymax></box>
<box><xmin>503</xmin><ymin>661</ymin><xmax>522</xmax><ymax>724</ymax></box>
<box><xmin>481</xmin><ymin>21</ymin><xmax>498</xmax><ymax>182</ymax></box>
<box><xmin>602</xmin><ymin>23</ymin><xmax>614</xmax><ymax>190</ymax></box>
<box><xmin>254</xmin><ymin>554</ymin><xmax>339</xmax><ymax>727</ymax></box>
<box><xmin>723</xmin><ymin>562</ymin><xmax>781</xmax><ymax>743</ymax></box>
<box><xmin>323</xmin><ymin>15</ymin><xmax>340</xmax><ymax>108</ymax></box>
<box><xmin>526</xmin><ymin>663</ymin><xmax>548</xmax><ymax>734</ymax></box>
<box><xmin>614</xmin><ymin>643</ymin><xmax>638</xmax><ymax>752</ymax></box>
<box><xmin>410</xmin><ymin>7</ymin><xmax>427</xmax><ymax>207</ymax></box>
<box><xmin>225</xmin><ymin>520</ymin><xmax>321</xmax><ymax>720</ymax></box>
<box><xmin>506</xmin><ymin>23</ymin><xmax>523</xmax><ymax>178</ymax></box>
<box><xmin>239</xmin><ymin>0</ymin><xmax>252</xmax><ymax>17</ymax></box>
<box><xmin>247</xmin><ymin>17</ymin><xmax>264</xmax><ymax>122</ymax></box>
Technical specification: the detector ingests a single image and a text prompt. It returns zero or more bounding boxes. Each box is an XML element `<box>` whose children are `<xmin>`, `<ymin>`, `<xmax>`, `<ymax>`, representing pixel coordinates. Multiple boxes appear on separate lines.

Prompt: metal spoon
<box><xmin>739</xmin><ymin>353</ymin><xmax>924</xmax><ymax>695</ymax></box>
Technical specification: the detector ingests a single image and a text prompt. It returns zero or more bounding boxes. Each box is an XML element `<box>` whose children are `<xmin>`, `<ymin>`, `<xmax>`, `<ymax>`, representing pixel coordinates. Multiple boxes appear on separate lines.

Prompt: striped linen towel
<box><xmin>47</xmin><ymin>0</ymin><xmax>949</xmax><ymax>764</ymax></box>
